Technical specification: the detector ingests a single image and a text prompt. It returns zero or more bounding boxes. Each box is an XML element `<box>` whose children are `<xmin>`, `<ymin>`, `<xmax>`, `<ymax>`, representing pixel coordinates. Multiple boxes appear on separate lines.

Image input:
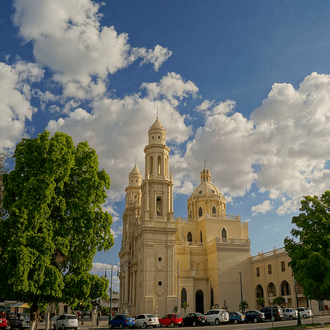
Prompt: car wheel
<box><xmin>62</xmin><ymin>325</ymin><xmax>66</xmax><ymax>330</ymax></box>
<box><xmin>253</xmin><ymin>318</ymin><xmax>258</xmax><ymax>323</ymax></box>
<box><xmin>303</xmin><ymin>315</ymin><xmax>307</xmax><ymax>319</ymax></box>
<box><xmin>119</xmin><ymin>323</ymin><xmax>123</xmax><ymax>329</ymax></box>
<box><xmin>170</xmin><ymin>322</ymin><xmax>174</xmax><ymax>328</ymax></box>
<box><xmin>143</xmin><ymin>322</ymin><xmax>147</xmax><ymax>329</ymax></box>
<box><xmin>289</xmin><ymin>316</ymin><xmax>293</xmax><ymax>320</ymax></box>
<box><xmin>234</xmin><ymin>319</ymin><xmax>238</xmax><ymax>324</ymax></box>
<box><xmin>215</xmin><ymin>319</ymin><xmax>220</xmax><ymax>326</ymax></box>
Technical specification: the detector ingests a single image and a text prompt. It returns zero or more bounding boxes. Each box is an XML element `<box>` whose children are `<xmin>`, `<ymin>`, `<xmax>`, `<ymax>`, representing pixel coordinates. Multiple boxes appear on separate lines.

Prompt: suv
<box><xmin>205</xmin><ymin>309</ymin><xmax>229</xmax><ymax>325</ymax></box>
<box><xmin>260</xmin><ymin>306</ymin><xmax>283</xmax><ymax>321</ymax></box>
<box><xmin>283</xmin><ymin>308</ymin><xmax>298</xmax><ymax>320</ymax></box>
<box><xmin>54</xmin><ymin>314</ymin><xmax>78</xmax><ymax>330</ymax></box>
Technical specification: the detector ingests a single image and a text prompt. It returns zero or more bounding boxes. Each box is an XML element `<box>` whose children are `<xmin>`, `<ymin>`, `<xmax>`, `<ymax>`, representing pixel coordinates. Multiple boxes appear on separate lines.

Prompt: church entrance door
<box><xmin>195</xmin><ymin>290</ymin><xmax>204</xmax><ymax>314</ymax></box>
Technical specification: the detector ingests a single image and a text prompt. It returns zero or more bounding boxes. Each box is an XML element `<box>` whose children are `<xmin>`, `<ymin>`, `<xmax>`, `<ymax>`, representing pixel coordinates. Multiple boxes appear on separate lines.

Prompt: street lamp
<box><xmin>239</xmin><ymin>272</ymin><xmax>243</xmax><ymax>313</ymax></box>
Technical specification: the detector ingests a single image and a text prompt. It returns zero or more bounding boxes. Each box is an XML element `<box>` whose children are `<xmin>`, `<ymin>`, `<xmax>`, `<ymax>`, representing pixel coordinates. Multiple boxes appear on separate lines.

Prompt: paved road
<box><xmin>39</xmin><ymin>315</ymin><xmax>330</xmax><ymax>330</ymax></box>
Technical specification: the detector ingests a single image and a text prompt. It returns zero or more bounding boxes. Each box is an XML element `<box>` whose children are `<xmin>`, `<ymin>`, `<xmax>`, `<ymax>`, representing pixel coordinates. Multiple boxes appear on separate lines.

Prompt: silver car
<box><xmin>54</xmin><ymin>314</ymin><xmax>78</xmax><ymax>330</ymax></box>
<box><xmin>205</xmin><ymin>309</ymin><xmax>229</xmax><ymax>325</ymax></box>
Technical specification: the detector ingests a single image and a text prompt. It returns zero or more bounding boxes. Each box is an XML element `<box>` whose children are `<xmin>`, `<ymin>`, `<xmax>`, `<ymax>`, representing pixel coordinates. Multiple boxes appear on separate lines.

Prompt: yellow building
<box><xmin>118</xmin><ymin>118</ymin><xmax>329</xmax><ymax>317</ymax></box>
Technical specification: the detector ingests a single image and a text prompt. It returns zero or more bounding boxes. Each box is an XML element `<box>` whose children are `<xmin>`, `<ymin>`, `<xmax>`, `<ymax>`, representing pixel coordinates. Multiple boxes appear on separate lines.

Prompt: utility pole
<box><xmin>110</xmin><ymin>265</ymin><xmax>113</xmax><ymax>321</ymax></box>
<box><xmin>177</xmin><ymin>260</ymin><xmax>180</xmax><ymax>314</ymax></box>
<box><xmin>239</xmin><ymin>272</ymin><xmax>243</xmax><ymax>313</ymax></box>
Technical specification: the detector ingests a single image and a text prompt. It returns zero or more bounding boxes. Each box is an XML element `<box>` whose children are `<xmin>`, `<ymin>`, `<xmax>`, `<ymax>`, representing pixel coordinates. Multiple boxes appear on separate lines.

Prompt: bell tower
<box><xmin>141</xmin><ymin>117</ymin><xmax>174</xmax><ymax>221</ymax></box>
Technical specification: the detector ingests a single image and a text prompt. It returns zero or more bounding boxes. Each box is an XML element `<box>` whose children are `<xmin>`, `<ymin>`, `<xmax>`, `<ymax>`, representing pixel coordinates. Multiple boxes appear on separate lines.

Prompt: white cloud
<box><xmin>111</xmin><ymin>226</ymin><xmax>123</xmax><ymax>239</ymax></box>
<box><xmin>0</xmin><ymin>61</ymin><xmax>44</xmax><ymax>152</ymax></box>
<box><xmin>141</xmin><ymin>72</ymin><xmax>198</xmax><ymax>107</ymax></box>
<box><xmin>251</xmin><ymin>200</ymin><xmax>273</xmax><ymax>216</ymax></box>
<box><xmin>46</xmin><ymin>82</ymin><xmax>193</xmax><ymax>199</ymax></box>
<box><xmin>12</xmin><ymin>0</ymin><xmax>172</xmax><ymax>100</ymax></box>
<box><xmin>177</xmin><ymin>72</ymin><xmax>330</xmax><ymax>215</ymax></box>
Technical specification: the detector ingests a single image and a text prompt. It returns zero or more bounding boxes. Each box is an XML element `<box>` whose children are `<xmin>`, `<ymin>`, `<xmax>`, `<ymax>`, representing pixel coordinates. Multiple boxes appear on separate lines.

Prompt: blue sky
<box><xmin>2</xmin><ymin>0</ymin><xmax>330</xmax><ymax>288</ymax></box>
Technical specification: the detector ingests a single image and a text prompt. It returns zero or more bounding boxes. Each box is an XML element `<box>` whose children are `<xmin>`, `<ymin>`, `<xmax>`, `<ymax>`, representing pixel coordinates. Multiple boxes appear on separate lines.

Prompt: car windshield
<box><xmin>124</xmin><ymin>315</ymin><xmax>131</xmax><ymax>319</ymax></box>
<box><xmin>195</xmin><ymin>313</ymin><xmax>203</xmax><ymax>317</ymax></box>
<box><xmin>67</xmin><ymin>316</ymin><xmax>76</xmax><ymax>320</ymax></box>
<box><xmin>146</xmin><ymin>315</ymin><xmax>154</xmax><ymax>318</ymax></box>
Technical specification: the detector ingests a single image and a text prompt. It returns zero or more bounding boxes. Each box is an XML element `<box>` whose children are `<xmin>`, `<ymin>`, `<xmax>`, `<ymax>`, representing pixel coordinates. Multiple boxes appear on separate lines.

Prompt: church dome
<box><xmin>130</xmin><ymin>164</ymin><xmax>141</xmax><ymax>175</ymax></box>
<box><xmin>149</xmin><ymin>117</ymin><xmax>164</xmax><ymax>131</ymax></box>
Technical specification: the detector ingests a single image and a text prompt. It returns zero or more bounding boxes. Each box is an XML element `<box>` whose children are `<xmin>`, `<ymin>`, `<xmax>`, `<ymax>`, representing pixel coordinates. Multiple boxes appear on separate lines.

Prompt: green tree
<box><xmin>284</xmin><ymin>190</ymin><xmax>330</xmax><ymax>301</ymax></box>
<box><xmin>239</xmin><ymin>300</ymin><xmax>249</xmax><ymax>313</ymax></box>
<box><xmin>0</xmin><ymin>131</ymin><xmax>113</xmax><ymax>328</ymax></box>
<box><xmin>0</xmin><ymin>152</ymin><xmax>8</xmax><ymax>220</ymax></box>
<box><xmin>273</xmin><ymin>296</ymin><xmax>285</xmax><ymax>306</ymax></box>
<box><xmin>256</xmin><ymin>297</ymin><xmax>265</xmax><ymax>308</ymax></box>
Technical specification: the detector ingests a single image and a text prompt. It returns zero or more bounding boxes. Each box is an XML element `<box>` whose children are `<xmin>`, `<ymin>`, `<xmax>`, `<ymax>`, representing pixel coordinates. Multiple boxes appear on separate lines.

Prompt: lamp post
<box><xmin>294</xmin><ymin>278</ymin><xmax>301</xmax><ymax>326</ymax></box>
<box><xmin>239</xmin><ymin>272</ymin><xmax>243</xmax><ymax>313</ymax></box>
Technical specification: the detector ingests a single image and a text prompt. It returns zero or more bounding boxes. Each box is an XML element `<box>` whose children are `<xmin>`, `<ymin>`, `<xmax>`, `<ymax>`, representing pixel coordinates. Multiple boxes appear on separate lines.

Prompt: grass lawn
<box><xmin>273</xmin><ymin>323</ymin><xmax>330</xmax><ymax>329</ymax></box>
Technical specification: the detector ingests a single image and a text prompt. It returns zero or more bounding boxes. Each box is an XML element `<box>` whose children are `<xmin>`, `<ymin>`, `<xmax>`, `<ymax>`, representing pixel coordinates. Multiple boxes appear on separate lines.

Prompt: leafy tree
<box><xmin>256</xmin><ymin>297</ymin><xmax>265</xmax><ymax>308</ymax></box>
<box><xmin>273</xmin><ymin>296</ymin><xmax>285</xmax><ymax>306</ymax></box>
<box><xmin>0</xmin><ymin>152</ymin><xmax>8</xmax><ymax>220</ymax></box>
<box><xmin>284</xmin><ymin>190</ymin><xmax>330</xmax><ymax>301</ymax></box>
<box><xmin>0</xmin><ymin>131</ymin><xmax>113</xmax><ymax>328</ymax></box>
<box><xmin>239</xmin><ymin>300</ymin><xmax>248</xmax><ymax>313</ymax></box>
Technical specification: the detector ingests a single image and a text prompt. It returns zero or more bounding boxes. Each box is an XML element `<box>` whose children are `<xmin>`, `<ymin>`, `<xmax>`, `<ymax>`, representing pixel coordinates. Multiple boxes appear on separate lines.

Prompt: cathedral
<box><xmin>118</xmin><ymin>118</ymin><xmax>326</xmax><ymax>317</ymax></box>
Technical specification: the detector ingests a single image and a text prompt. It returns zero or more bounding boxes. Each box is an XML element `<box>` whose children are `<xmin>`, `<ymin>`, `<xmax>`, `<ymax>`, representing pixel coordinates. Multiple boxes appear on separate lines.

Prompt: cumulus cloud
<box><xmin>251</xmin><ymin>200</ymin><xmax>273</xmax><ymax>216</ymax></box>
<box><xmin>178</xmin><ymin>72</ymin><xmax>330</xmax><ymax>215</ymax></box>
<box><xmin>0</xmin><ymin>61</ymin><xmax>44</xmax><ymax>151</ymax></box>
<box><xmin>141</xmin><ymin>72</ymin><xmax>198</xmax><ymax>107</ymax></box>
<box><xmin>46</xmin><ymin>78</ymin><xmax>193</xmax><ymax>199</ymax></box>
<box><xmin>12</xmin><ymin>0</ymin><xmax>172</xmax><ymax>100</ymax></box>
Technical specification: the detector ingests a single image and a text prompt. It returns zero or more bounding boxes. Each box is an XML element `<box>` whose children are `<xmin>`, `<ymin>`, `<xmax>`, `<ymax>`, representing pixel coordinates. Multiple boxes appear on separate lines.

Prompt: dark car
<box><xmin>109</xmin><ymin>314</ymin><xmax>135</xmax><ymax>328</ymax></box>
<box><xmin>244</xmin><ymin>310</ymin><xmax>265</xmax><ymax>323</ymax></box>
<box><xmin>183</xmin><ymin>313</ymin><xmax>206</xmax><ymax>327</ymax></box>
<box><xmin>9</xmin><ymin>314</ymin><xmax>30</xmax><ymax>330</ymax></box>
<box><xmin>260</xmin><ymin>307</ymin><xmax>283</xmax><ymax>321</ymax></box>
<box><xmin>229</xmin><ymin>312</ymin><xmax>245</xmax><ymax>324</ymax></box>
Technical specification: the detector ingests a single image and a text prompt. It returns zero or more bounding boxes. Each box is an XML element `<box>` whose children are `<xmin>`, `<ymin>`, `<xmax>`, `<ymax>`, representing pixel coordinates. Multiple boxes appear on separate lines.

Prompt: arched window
<box><xmin>181</xmin><ymin>288</ymin><xmax>187</xmax><ymax>305</ymax></box>
<box><xmin>158</xmin><ymin>156</ymin><xmax>161</xmax><ymax>175</ymax></box>
<box><xmin>200</xmin><ymin>230</ymin><xmax>203</xmax><ymax>242</ymax></box>
<box><xmin>198</xmin><ymin>207</ymin><xmax>203</xmax><ymax>217</ymax></box>
<box><xmin>222</xmin><ymin>228</ymin><xmax>227</xmax><ymax>239</ymax></box>
<box><xmin>189</xmin><ymin>210</ymin><xmax>192</xmax><ymax>219</ymax></box>
<box><xmin>150</xmin><ymin>156</ymin><xmax>153</xmax><ymax>174</ymax></box>
<box><xmin>212</xmin><ymin>206</ymin><xmax>216</xmax><ymax>216</ymax></box>
<box><xmin>187</xmin><ymin>232</ymin><xmax>192</xmax><ymax>242</ymax></box>
<box><xmin>156</xmin><ymin>197</ymin><xmax>162</xmax><ymax>216</ymax></box>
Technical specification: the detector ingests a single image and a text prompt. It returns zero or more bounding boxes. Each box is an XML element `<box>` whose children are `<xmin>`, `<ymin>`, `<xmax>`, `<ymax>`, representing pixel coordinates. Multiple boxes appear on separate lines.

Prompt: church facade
<box><xmin>118</xmin><ymin>118</ymin><xmax>328</xmax><ymax>317</ymax></box>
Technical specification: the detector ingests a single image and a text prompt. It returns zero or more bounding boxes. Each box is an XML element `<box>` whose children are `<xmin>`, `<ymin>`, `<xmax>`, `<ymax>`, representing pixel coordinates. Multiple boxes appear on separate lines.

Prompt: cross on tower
<box><xmin>135</xmin><ymin>156</ymin><xmax>137</xmax><ymax>164</ymax></box>
<box><xmin>204</xmin><ymin>158</ymin><xmax>207</xmax><ymax>167</ymax></box>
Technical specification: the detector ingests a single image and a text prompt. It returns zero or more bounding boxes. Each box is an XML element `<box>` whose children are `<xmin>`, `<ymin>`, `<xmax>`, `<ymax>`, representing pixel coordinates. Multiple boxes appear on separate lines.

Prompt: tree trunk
<box><xmin>29</xmin><ymin>302</ymin><xmax>38</xmax><ymax>330</ymax></box>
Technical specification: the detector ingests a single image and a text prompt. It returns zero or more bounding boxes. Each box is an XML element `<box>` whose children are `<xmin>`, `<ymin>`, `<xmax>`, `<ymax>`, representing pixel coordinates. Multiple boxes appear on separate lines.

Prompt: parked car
<box><xmin>205</xmin><ymin>309</ymin><xmax>229</xmax><ymax>325</ymax></box>
<box><xmin>134</xmin><ymin>314</ymin><xmax>159</xmax><ymax>328</ymax></box>
<box><xmin>182</xmin><ymin>313</ymin><xmax>206</xmax><ymax>327</ymax></box>
<box><xmin>282</xmin><ymin>308</ymin><xmax>298</xmax><ymax>320</ymax></box>
<box><xmin>260</xmin><ymin>306</ymin><xmax>283</xmax><ymax>321</ymax></box>
<box><xmin>244</xmin><ymin>310</ymin><xmax>265</xmax><ymax>323</ymax></box>
<box><xmin>54</xmin><ymin>314</ymin><xmax>78</xmax><ymax>330</ymax></box>
<box><xmin>51</xmin><ymin>316</ymin><xmax>59</xmax><ymax>330</ymax></box>
<box><xmin>109</xmin><ymin>314</ymin><xmax>135</xmax><ymax>328</ymax></box>
<box><xmin>229</xmin><ymin>312</ymin><xmax>245</xmax><ymax>324</ymax></box>
<box><xmin>159</xmin><ymin>314</ymin><xmax>183</xmax><ymax>327</ymax></box>
<box><xmin>0</xmin><ymin>317</ymin><xmax>8</xmax><ymax>329</ymax></box>
<box><xmin>296</xmin><ymin>307</ymin><xmax>313</xmax><ymax>319</ymax></box>
<box><xmin>9</xmin><ymin>314</ymin><xmax>30</xmax><ymax>330</ymax></box>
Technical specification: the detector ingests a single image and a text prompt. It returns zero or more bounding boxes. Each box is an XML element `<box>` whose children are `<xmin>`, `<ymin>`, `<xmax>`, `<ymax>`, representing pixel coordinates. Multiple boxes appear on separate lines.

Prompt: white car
<box><xmin>282</xmin><ymin>308</ymin><xmax>298</xmax><ymax>320</ymax></box>
<box><xmin>205</xmin><ymin>309</ymin><xmax>229</xmax><ymax>325</ymax></box>
<box><xmin>54</xmin><ymin>314</ymin><xmax>78</xmax><ymax>330</ymax></box>
<box><xmin>296</xmin><ymin>307</ymin><xmax>313</xmax><ymax>319</ymax></box>
<box><xmin>134</xmin><ymin>314</ymin><xmax>159</xmax><ymax>328</ymax></box>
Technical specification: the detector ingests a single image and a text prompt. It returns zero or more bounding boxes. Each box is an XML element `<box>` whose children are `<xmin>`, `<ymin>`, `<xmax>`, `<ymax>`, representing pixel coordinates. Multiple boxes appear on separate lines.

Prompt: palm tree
<box><xmin>239</xmin><ymin>300</ymin><xmax>249</xmax><ymax>313</ymax></box>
